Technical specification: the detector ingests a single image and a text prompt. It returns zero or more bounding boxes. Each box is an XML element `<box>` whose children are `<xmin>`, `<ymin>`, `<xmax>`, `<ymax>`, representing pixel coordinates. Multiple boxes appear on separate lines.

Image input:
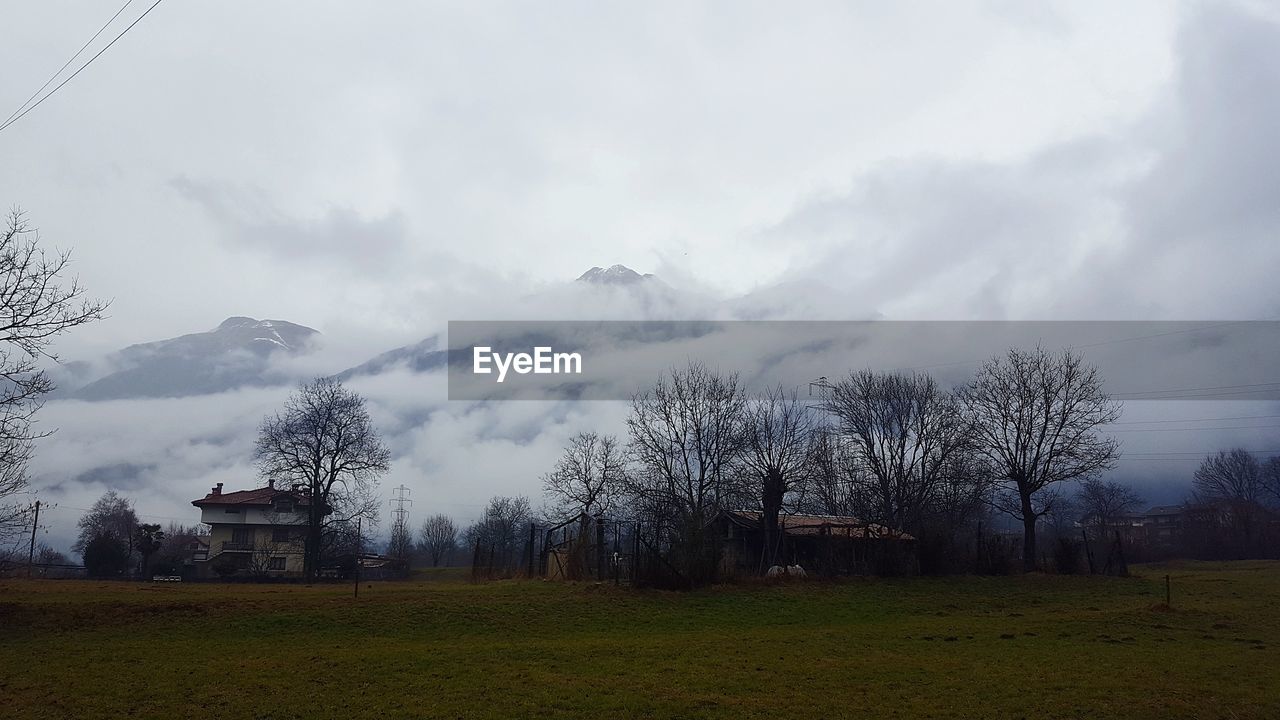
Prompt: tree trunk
<box><xmin>761</xmin><ymin>470</ymin><xmax>784</xmax><ymax>573</ymax></box>
<box><xmin>1021</xmin><ymin>494</ymin><xmax>1038</xmax><ymax>572</ymax></box>
<box><xmin>305</xmin><ymin>495</ymin><xmax>321</xmax><ymax>582</ymax></box>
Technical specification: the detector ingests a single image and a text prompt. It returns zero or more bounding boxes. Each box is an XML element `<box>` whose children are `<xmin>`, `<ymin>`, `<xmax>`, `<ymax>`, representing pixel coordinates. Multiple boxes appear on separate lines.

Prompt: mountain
<box><xmin>332</xmin><ymin>335</ymin><xmax>445</xmax><ymax>381</ymax></box>
<box><xmin>576</xmin><ymin>264</ymin><xmax>656</xmax><ymax>285</ymax></box>
<box><xmin>57</xmin><ymin>264</ymin><xmax>699</xmax><ymax>396</ymax></box>
<box><xmin>335</xmin><ymin>265</ymin><xmax>688</xmax><ymax>381</ymax></box>
<box><xmin>65</xmin><ymin>317</ymin><xmax>319</xmax><ymax>400</ymax></box>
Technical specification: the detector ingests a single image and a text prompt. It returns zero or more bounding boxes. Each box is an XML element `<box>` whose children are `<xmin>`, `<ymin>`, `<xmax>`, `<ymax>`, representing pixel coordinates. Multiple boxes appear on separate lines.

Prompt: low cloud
<box><xmin>170</xmin><ymin>176</ymin><xmax>410</xmax><ymax>273</ymax></box>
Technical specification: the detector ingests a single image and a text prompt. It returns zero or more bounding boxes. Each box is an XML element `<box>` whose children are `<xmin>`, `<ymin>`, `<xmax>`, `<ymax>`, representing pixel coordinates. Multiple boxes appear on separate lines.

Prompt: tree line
<box><xmin>531</xmin><ymin>350</ymin><xmax>1280</xmax><ymax>583</ymax></box>
<box><xmin>523</xmin><ymin>347</ymin><xmax>1123</xmax><ymax>582</ymax></box>
<box><xmin>36</xmin><ymin>489</ymin><xmax>210</xmax><ymax>578</ymax></box>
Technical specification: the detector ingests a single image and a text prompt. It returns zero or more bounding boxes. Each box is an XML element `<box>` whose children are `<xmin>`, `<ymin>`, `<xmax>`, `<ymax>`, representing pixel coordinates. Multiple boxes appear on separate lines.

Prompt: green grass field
<box><xmin>2</xmin><ymin>561</ymin><xmax>1277</xmax><ymax>719</ymax></box>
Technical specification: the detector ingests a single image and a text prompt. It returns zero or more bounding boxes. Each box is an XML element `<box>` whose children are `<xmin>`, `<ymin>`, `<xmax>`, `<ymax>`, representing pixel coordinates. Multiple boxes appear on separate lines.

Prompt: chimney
<box><xmin>212</xmin><ymin>482</ymin><xmax>223</xmax><ymax>496</ymax></box>
<box><xmin>267</xmin><ymin>478</ymin><xmax>275</xmax><ymax>490</ymax></box>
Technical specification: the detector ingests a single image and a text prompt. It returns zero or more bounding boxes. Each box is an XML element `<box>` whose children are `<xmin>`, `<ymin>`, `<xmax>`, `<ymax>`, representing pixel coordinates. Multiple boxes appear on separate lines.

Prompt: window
<box><xmin>273</xmin><ymin>500</ymin><xmax>294</xmax><ymax>513</ymax></box>
<box><xmin>231</xmin><ymin>528</ymin><xmax>253</xmax><ymax>545</ymax></box>
<box><xmin>272</xmin><ymin>528</ymin><xmax>291</xmax><ymax>543</ymax></box>
<box><xmin>268</xmin><ymin>557</ymin><xmax>286</xmax><ymax>571</ymax></box>
<box><xmin>224</xmin><ymin>508</ymin><xmax>240</xmax><ymax>514</ymax></box>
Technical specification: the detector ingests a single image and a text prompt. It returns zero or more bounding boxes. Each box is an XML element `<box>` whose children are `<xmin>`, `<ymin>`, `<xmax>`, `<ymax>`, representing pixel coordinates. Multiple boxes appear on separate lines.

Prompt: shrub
<box><xmin>83</xmin><ymin>534</ymin><xmax>130</xmax><ymax>578</ymax></box>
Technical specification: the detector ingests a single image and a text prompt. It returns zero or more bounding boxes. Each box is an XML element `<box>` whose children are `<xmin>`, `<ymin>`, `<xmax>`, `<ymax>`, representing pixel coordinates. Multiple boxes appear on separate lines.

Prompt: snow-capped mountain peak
<box><xmin>59</xmin><ymin>317</ymin><xmax>320</xmax><ymax>400</ymax></box>
<box><xmin>576</xmin><ymin>264</ymin><xmax>655</xmax><ymax>285</ymax></box>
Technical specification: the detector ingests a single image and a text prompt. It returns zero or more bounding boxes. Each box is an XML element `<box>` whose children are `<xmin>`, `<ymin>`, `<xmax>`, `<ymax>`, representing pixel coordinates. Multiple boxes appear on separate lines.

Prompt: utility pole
<box><xmin>354</xmin><ymin>517</ymin><xmax>362</xmax><ymax>599</ymax></box>
<box><xmin>26</xmin><ymin>500</ymin><xmax>40</xmax><ymax>578</ymax></box>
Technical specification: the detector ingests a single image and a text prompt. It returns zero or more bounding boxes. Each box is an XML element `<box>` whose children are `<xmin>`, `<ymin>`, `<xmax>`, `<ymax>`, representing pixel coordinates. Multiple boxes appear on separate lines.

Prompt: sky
<box><xmin>1</xmin><ymin>1</ymin><xmax>1278</xmax><ymax>553</ymax></box>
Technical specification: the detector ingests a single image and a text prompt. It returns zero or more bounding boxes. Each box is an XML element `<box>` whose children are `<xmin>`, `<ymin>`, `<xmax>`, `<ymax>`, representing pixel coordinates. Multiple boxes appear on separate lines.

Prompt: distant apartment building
<box><xmin>191</xmin><ymin>482</ymin><xmax>312</xmax><ymax>578</ymax></box>
<box><xmin>1141</xmin><ymin>505</ymin><xmax>1185</xmax><ymax>544</ymax></box>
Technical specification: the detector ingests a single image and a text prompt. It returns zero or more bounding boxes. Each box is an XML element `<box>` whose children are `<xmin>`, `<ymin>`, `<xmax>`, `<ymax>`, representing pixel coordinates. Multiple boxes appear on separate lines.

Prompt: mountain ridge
<box><xmin>62</xmin><ymin>317</ymin><xmax>319</xmax><ymax>400</ymax></box>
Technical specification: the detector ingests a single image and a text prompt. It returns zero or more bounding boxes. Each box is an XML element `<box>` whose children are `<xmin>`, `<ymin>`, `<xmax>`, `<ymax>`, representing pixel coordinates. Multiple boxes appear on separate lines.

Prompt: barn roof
<box><xmin>724</xmin><ymin>510</ymin><xmax>914</xmax><ymax>541</ymax></box>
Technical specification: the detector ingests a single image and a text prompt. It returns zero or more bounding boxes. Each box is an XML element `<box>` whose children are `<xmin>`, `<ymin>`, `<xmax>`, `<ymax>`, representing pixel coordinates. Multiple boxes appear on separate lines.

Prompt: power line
<box><xmin>1121</xmin><ymin>449</ymin><xmax>1280</xmax><ymax>457</ymax></box>
<box><xmin>0</xmin><ymin>0</ymin><xmax>166</xmax><ymax>135</ymax></box>
<box><xmin>1108</xmin><ymin>413</ymin><xmax>1280</xmax><ymax>426</ymax></box>
<box><xmin>50</xmin><ymin>503</ymin><xmax>193</xmax><ymax>524</ymax></box>
<box><xmin>1107</xmin><ymin>423</ymin><xmax>1280</xmax><ymax>434</ymax></box>
<box><xmin>1</xmin><ymin>0</ymin><xmax>137</xmax><ymax>129</ymax></box>
<box><xmin>1113</xmin><ymin>381</ymin><xmax>1280</xmax><ymax>400</ymax></box>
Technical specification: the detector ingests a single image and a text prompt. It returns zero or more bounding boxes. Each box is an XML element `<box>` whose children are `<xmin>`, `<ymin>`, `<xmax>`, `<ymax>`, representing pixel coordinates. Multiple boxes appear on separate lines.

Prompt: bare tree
<box><xmin>1039</xmin><ymin>489</ymin><xmax>1079</xmax><ymax>541</ymax></box>
<box><xmin>924</xmin><ymin>450</ymin><xmax>992</xmax><ymax>548</ymax></box>
<box><xmin>246</xmin><ymin>539</ymin><xmax>287</xmax><ymax>579</ymax></box>
<box><xmin>1077</xmin><ymin>479</ymin><xmax>1143</xmax><ymax>529</ymax></box>
<box><xmin>1194</xmin><ymin>448</ymin><xmax>1265</xmax><ymax>503</ymax></box>
<box><xmin>0</xmin><ymin>211</ymin><xmax>108</xmax><ymax>545</ymax></box>
<box><xmin>543</xmin><ymin>432</ymin><xmax>624</xmax><ymax>520</ymax></box>
<box><xmin>465</xmin><ymin>496</ymin><xmax>531</xmax><ymax>574</ymax></box>
<box><xmin>824</xmin><ymin>371</ymin><xmax>973</xmax><ymax>534</ymax></box>
<box><xmin>805</xmin><ymin>429</ymin><xmax>866</xmax><ymax>517</ymax></box>
<box><xmin>418</xmin><ymin>514</ymin><xmax>457</xmax><ymax>567</ymax></box>
<box><xmin>1265</xmin><ymin>456</ymin><xmax>1280</xmax><ymax>506</ymax></box>
<box><xmin>152</xmin><ymin>522</ymin><xmax>208</xmax><ymax>575</ymax></box>
<box><xmin>739</xmin><ymin>385</ymin><xmax>816</xmax><ymax>569</ymax></box>
<box><xmin>961</xmin><ymin>347</ymin><xmax>1120</xmax><ymax>571</ymax></box>
<box><xmin>321</xmin><ymin>512</ymin><xmax>372</xmax><ymax>575</ymax></box>
<box><xmin>34</xmin><ymin>542</ymin><xmax>66</xmax><ymax>565</ymax></box>
<box><xmin>1192</xmin><ymin>448</ymin><xmax>1269</xmax><ymax>554</ymax></box>
<box><xmin>625</xmin><ymin>362</ymin><xmax>746</xmax><ymax>583</ymax></box>
<box><xmin>254</xmin><ymin>377</ymin><xmax>391</xmax><ymax>581</ymax></box>
<box><xmin>74</xmin><ymin>490</ymin><xmax>139</xmax><ymax>561</ymax></box>
<box><xmin>387</xmin><ymin>514</ymin><xmax>414</xmax><ymax>568</ymax></box>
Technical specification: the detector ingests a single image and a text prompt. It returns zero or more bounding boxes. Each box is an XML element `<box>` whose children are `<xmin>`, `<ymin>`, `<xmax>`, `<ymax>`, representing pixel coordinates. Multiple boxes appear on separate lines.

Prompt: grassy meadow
<box><xmin>1</xmin><ymin>561</ymin><xmax>1277</xmax><ymax>719</ymax></box>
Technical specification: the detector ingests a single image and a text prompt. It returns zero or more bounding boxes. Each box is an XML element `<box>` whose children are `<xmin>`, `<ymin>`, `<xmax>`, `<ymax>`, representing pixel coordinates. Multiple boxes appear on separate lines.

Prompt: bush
<box><xmin>210</xmin><ymin>555</ymin><xmax>241</xmax><ymax>579</ymax></box>
<box><xmin>150</xmin><ymin>553</ymin><xmax>184</xmax><ymax>576</ymax></box>
<box><xmin>83</xmin><ymin>535</ymin><xmax>130</xmax><ymax>578</ymax></box>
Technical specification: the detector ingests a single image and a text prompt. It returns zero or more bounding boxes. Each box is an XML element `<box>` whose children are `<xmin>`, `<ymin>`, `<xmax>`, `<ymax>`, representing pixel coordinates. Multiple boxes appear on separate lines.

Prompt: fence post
<box><xmin>527</xmin><ymin>521</ymin><xmax>537</xmax><ymax>577</ymax></box>
<box><xmin>595</xmin><ymin>516</ymin><xmax>606</xmax><ymax>580</ymax></box>
<box><xmin>613</xmin><ymin>522</ymin><xmax>620</xmax><ymax>585</ymax></box>
<box><xmin>541</xmin><ymin>527</ymin><xmax>552</xmax><ymax>576</ymax></box>
<box><xmin>632</xmin><ymin>522</ymin><xmax>641</xmax><ymax>585</ymax></box>
<box><xmin>1114</xmin><ymin>531</ymin><xmax>1128</xmax><ymax>578</ymax></box>
<box><xmin>975</xmin><ymin>520</ymin><xmax>983</xmax><ymax>574</ymax></box>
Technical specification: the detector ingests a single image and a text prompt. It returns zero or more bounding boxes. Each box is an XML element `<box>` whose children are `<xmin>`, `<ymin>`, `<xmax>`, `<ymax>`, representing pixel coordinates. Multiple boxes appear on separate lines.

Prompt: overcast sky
<box><xmin>2</xmin><ymin>1</ymin><xmax>1279</xmax><ymax>552</ymax></box>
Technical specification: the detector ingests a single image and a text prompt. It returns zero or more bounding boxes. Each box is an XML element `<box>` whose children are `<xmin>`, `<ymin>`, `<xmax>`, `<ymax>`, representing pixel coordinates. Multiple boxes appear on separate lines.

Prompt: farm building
<box><xmin>716</xmin><ymin>510</ymin><xmax>916</xmax><ymax>577</ymax></box>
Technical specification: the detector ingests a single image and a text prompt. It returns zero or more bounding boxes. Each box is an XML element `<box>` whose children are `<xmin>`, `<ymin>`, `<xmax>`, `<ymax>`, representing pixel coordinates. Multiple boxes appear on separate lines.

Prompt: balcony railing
<box><xmin>221</xmin><ymin>541</ymin><xmax>255</xmax><ymax>551</ymax></box>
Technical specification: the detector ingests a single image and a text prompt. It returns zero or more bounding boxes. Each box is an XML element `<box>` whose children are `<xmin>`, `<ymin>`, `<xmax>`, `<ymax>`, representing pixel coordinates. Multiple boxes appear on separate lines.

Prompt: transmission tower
<box><xmin>387</xmin><ymin>484</ymin><xmax>415</xmax><ymax>563</ymax></box>
<box><xmin>390</xmin><ymin>484</ymin><xmax>413</xmax><ymax>525</ymax></box>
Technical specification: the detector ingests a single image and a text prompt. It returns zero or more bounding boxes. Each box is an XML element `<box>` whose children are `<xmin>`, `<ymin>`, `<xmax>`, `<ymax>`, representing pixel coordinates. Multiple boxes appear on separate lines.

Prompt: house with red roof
<box><xmin>191</xmin><ymin>481</ymin><xmax>313</xmax><ymax>578</ymax></box>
